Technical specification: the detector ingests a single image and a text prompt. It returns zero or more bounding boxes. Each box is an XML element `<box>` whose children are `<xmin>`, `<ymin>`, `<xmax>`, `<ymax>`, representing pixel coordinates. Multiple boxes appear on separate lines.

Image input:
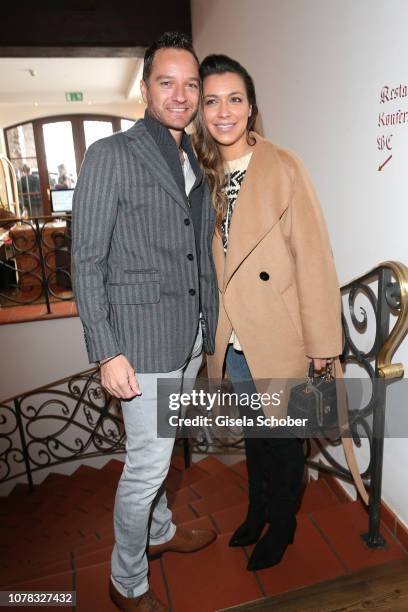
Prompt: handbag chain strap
<box><xmin>305</xmin><ymin>359</ymin><xmax>334</xmax><ymax>391</ymax></box>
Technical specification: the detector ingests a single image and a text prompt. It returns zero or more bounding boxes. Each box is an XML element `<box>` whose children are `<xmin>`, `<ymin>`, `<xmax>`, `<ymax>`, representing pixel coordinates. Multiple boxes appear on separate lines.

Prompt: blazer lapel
<box><xmin>126</xmin><ymin>121</ymin><xmax>188</xmax><ymax>211</ymax></box>
<box><xmin>223</xmin><ymin>135</ymin><xmax>292</xmax><ymax>292</ymax></box>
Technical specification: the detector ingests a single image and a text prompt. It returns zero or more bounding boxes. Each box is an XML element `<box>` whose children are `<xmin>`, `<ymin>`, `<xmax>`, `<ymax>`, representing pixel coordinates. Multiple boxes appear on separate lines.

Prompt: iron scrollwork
<box><xmin>305</xmin><ymin>261</ymin><xmax>408</xmax><ymax>547</ymax></box>
<box><xmin>0</xmin><ymin>214</ymin><xmax>73</xmax><ymax>312</ymax></box>
<box><xmin>0</xmin><ymin>368</ymin><xmax>125</xmax><ymax>488</ymax></box>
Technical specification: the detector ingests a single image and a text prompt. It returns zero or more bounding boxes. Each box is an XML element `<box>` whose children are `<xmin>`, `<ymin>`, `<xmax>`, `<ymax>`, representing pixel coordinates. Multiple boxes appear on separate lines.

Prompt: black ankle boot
<box><xmin>246</xmin><ymin>515</ymin><xmax>297</xmax><ymax>571</ymax></box>
<box><xmin>229</xmin><ymin>438</ymin><xmax>268</xmax><ymax>548</ymax></box>
<box><xmin>246</xmin><ymin>435</ymin><xmax>304</xmax><ymax>571</ymax></box>
<box><xmin>229</xmin><ymin>507</ymin><xmax>267</xmax><ymax>547</ymax></box>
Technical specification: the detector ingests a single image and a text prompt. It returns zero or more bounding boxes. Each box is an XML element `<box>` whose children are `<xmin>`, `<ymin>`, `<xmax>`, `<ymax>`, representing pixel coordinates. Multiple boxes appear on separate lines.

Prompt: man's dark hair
<box><xmin>143</xmin><ymin>31</ymin><xmax>199</xmax><ymax>82</ymax></box>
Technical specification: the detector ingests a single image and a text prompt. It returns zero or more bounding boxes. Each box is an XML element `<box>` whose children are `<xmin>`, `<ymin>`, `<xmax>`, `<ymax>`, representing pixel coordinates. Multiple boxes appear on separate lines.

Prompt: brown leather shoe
<box><xmin>109</xmin><ymin>581</ymin><xmax>167</xmax><ymax>611</ymax></box>
<box><xmin>148</xmin><ymin>525</ymin><xmax>217</xmax><ymax>559</ymax></box>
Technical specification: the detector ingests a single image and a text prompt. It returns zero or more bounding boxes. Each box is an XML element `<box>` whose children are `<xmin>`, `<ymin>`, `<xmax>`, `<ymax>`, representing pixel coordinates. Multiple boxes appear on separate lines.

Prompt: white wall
<box><xmin>0</xmin><ymin>316</ymin><xmax>90</xmax><ymax>402</ymax></box>
<box><xmin>0</xmin><ymin>316</ymin><xmax>127</xmax><ymax>497</ymax></box>
<box><xmin>192</xmin><ymin>0</ymin><xmax>408</xmax><ymax>524</ymax></box>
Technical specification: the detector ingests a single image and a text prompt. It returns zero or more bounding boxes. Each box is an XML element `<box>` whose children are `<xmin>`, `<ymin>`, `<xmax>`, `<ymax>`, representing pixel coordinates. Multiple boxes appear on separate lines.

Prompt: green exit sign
<box><xmin>65</xmin><ymin>92</ymin><xmax>84</xmax><ymax>102</ymax></box>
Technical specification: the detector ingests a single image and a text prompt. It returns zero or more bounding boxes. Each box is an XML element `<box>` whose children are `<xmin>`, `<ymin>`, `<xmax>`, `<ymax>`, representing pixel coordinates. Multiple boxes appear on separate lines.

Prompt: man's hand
<box><xmin>100</xmin><ymin>354</ymin><xmax>141</xmax><ymax>399</ymax></box>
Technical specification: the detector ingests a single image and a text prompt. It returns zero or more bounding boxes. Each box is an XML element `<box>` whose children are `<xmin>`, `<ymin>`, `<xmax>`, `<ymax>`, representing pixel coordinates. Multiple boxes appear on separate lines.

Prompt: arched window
<box><xmin>4</xmin><ymin>114</ymin><xmax>135</xmax><ymax>216</ymax></box>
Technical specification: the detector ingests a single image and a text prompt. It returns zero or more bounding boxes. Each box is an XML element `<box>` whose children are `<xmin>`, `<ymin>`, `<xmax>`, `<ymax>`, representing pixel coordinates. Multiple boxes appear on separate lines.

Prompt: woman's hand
<box><xmin>308</xmin><ymin>356</ymin><xmax>334</xmax><ymax>373</ymax></box>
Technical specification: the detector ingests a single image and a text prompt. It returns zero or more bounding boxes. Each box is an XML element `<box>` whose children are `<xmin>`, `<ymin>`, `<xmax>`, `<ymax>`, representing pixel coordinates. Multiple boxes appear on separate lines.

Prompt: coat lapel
<box><xmin>213</xmin><ymin>231</ymin><xmax>225</xmax><ymax>291</ymax></box>
<box><xmin>125</xmin><ymin>121</ymin><xmax>188</xmax><ymax>212</ymax></box>
<box><xmin>223</xmin><ymin>135</ymin><xmax>292</xmax><ymax>292</ymax></box>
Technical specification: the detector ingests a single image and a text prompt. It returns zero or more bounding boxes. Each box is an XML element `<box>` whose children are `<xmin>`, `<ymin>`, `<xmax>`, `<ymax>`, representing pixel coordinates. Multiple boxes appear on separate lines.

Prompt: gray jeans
<box><xmin>110</xmin><ymin>325</ymin><xmax>203</xmax><ymax>598</ymax></box>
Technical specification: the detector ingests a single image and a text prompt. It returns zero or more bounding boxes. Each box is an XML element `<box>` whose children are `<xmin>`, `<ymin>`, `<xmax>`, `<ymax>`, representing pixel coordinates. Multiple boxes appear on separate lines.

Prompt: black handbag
<box><xmin>287</xmin><ymin>361</ymin><xmax>338</xmax><ymax>438</ymax></box>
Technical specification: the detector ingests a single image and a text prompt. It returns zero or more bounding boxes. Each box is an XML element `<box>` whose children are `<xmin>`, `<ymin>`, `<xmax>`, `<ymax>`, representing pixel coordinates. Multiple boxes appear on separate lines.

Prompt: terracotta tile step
<box><xmin>74</xmin><ymin>485</ymin><xmax>117</xmax><ymax>513</ymax></box>
<box><xmin>5</xmin><ymin>536</ymin><xmax>78</xmax><ymax>570</ymax></box>
<box><xmin>229</xmin><ymin>459</ymin><xmax>249</xmax><ymax>482</ymax></box>
<box><xmin>5</xmin><ymin>483</ymin><xmax>31</xmax><ymax>499</ymax></box>
<box><xmin>211</xmin><ymin>502</ymin><xmax>249</xmax><ymax>535</ymax></box>
<box><xmin>167</xmin><ymin>485</ymin><xmax>201</xmax><ymax>508</ymax></box>
<box><xmin>251</xmin><ymin>514</ymin><xmax>345</xmax><ymax>597</ymax></box>
<box><xmin>35</xmin><ymin>498</ymin><xmax>111</xmax><ymax>535</ymax></box>
<box><xmin>7</xmin><ymin>506</ymin><xmax>218</xmax><ymax>574</ymax></box>
<box><xmin>310</xmin><ymin>499</ymin><xmax>407</xmax><ymax>572</ymax></box>
<box><xmin>74</xmin><ymin>544</ymin><xmax>113</xmax><ymax>570</ymax></box>
<box><xmin>101</xmin><ymin>458</ymin><xmax>124</xmax><ymax>474</ymax></box>
<box><xmin>297</xmin><ymin>478</ymin><xmax>343</xmax><ymax>514</ymax></box>
<box><xmin>5</xmin><ymin>496</ymin><xmax>74</xmax><ymax>526</ymax></box>
<box><xmin>189</xmin><ymin>466</ymin><xmax>247</xmax><ymax>499</ymax></box>
<box><xmin>0</xmin><ymin>557</ymin><xmax>72</xmax><ymax>589</ymax></box>
<box><xmin>165</xmin><ymin>464</ymin><xmax>210</xmax><ymax>492</ymax></box>
<box><xmin>27</xmin><ymin>532</ymin><xmax>103</xmax><ymax>570</ymax></box>
<box><xmin>38</xmin><ymin>472</ymin><xmax>70</xmax><ymax>488</ymax></box>
<box><xmin>95</xmin><ymin>524</ymin><xmax>114</xmax><ymax>540</ymax></box>
<box><xmin>73</xmin><ymin>534</ymin><xmax>115</xmax><ymax>560</ymax></box>
<box><xmin>0</xmin><ymin>496</ymin><xmax>47</xmax><ymax>519</ymax></box>
<box><xmin>73</xmin><ymin>513</ymin><xmax>216</xmax><ymax>564</ymax></box>
<box><xmin>209</xmin><ymin>480</ymin><xmax>342</xmax><ymax>538</ymax></box>
<box><xmin>163</xmin><ymin>532</ymin><xmax>262</xmax><ymax>612</ymax></box>
<box><xmin>5</xmin><ymin>504</ymin><xmax>110</xmax><ymax>546</ymax></box>
<box><xmin>72</xmin><ymin>465</ymin><xmax>121</xmax><ymax>485</ymax></box>
<box><xmin>178</xmin><ymin>514</ymin><xmax>217</xmax><ymax>533</ymax></box>
<box><xmin>171</xmin><ymin>503</ymin><xmax>199</xmax><ymax>525</ymax></box>
<box><xmin>190</xmin><ymin>484</ymin><xmax>248</xmax><ymax>517</ymax></box>
<box><xmin>0</xmin><ymin>524</ymin><xmax>52</xmax><ymax>549</ymax></box>
<box><xmin>68</xmin><ymin>470</ymin><xmax>119</xmax><ymax>492</ymax></box>
<box><xmin>194</xmin><ymin>455</ymin><xmax>228</xmax><ymax>475</ymax></box>
<box><xmin>75</xmin><ymin>465</ymin><xmax>102</xmax><ymax>478</ymax></box>
<box><xmin>48</xmin><ymin>488</ymin><xmax>97</xmax><ymax>516</ymax></box>
<box><xmin>2</xmin><ymin>488</ymin><xmax>66</xmax><ymax>515</ymax></box>
<box><xmin>4</xmin><ymin>525</ymin><xmax>100</xmax><ymax>565</ymax></box>
<box><xmin>170</xmin><ymin>454</ymin><xmax>188</xmax><ymax>471</ymax></box>
<box><xmin>4</xmin><ymin>566</ymin><xmax>74</xmax><ymax>607</ymax></box>
<box><xmin>75</xmin><ymin>557</ymin><xmax>168</xmax><ymax>612</ymax></box>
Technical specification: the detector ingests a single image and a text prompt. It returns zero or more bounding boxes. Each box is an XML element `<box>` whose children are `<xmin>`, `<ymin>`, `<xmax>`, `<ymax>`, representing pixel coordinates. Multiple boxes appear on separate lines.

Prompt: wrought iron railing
<box><xmin>308</xmin><ymin>261</ymin><xmax>408</xmax><ymax>548</ymax></box>
<box><xmin>0</xmin><ymin>261</ymin><xmax>407</xmax><ymax>549</ymax></box>
<box><xmin>0</xmin><ymin>214</ymin><xmax>72</xmax><ymax>312</ymax></box>
<box><xmin>0</xmin><ymin>369</ymin><xmax>125</xmax><ymax>490</ymax></box>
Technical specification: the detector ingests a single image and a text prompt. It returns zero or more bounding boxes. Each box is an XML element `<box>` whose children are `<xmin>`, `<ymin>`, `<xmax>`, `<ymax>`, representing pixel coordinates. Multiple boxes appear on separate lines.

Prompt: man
<box><xmin>72</xmin><ymin>32</ymin><xmax>218</xmax><ymax>611</ymax></box>
<box><xmin>20</xmin><ymin>164</ymin><xmax>42</xmax><ymax>216</ymax></box>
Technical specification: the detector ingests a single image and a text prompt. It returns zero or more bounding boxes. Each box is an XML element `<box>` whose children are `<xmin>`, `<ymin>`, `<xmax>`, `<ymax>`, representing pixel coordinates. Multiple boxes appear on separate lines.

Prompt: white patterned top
<box><xmin>223</xmin><ymin>151</ymin><xmax>253</xmax><ymax>350</ymax></box>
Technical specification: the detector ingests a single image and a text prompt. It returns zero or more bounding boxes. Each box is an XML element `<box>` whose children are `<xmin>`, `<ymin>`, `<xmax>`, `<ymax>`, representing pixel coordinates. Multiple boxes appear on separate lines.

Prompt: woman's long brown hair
<box><xmin>192</xmin><ymin>54</ymin><xmax>258</xmax><ymax>231</ymax></box>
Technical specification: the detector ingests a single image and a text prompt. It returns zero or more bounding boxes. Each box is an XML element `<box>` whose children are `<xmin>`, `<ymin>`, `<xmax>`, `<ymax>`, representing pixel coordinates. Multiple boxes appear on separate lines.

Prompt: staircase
<box><xmin>1</xmin><ymin>456</ymin><xmax>406</xmax><ymax>611</ymax></box>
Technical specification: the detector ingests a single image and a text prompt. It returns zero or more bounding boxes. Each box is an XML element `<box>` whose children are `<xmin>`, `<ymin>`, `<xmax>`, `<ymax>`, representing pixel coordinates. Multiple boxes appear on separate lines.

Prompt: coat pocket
<box><xmin>280</xmin><ymin>283</ymin><xmax>304</xmax><ymax>344</ymax></box>
<box><xmin>107</xmin><ymin>282</ymin><xmax>160</xmax><ymax>304</ymax></box>
<box><xmin>107</xmin><ymin>270</ymin><xmax>160</xmax><ymax>304</ymax></box>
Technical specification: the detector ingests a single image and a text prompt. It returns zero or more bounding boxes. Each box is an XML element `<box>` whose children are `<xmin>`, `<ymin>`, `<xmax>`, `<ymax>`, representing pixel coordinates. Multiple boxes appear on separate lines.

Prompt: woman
<box><xmin>193</xmin><ymin>55</ymin><xmax>343</xmax><ymax>571</ymax></box>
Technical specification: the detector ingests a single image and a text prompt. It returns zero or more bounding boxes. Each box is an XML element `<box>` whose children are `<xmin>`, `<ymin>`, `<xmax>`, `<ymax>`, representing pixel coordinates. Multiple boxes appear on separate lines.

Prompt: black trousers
<box><xmin>225</xmin><ymin>345</ymin><xmax>305</xmax><ymax>520</ymax></box>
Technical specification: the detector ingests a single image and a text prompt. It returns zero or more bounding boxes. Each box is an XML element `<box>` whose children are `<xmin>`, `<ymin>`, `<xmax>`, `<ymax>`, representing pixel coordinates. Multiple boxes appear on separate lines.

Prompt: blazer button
<box><xmin>259</xmin><ymin>271</ymin><xmax>270</xmax><ymax>281</ymax></box>
<box><xmin>187</xmin><ymin>253</ymin><xmax>194</xmax><ymax>261</ymax></box>
<box><xmin>189</xmin><ymin>289</ymin><xmax>196</xmax><ymax>296</ymax></box>
<box><xmin>184</xmin><ymin>218</ymin><xmax>191</xmax><ymax>225</ymax></box>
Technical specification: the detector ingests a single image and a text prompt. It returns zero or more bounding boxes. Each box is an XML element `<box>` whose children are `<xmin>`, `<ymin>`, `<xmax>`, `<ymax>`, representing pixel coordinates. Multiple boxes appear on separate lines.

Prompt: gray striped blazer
<box><xmin>71</xmin><ymin>120</ymin><xmax>218</xmax><ymax>373</ymax></box>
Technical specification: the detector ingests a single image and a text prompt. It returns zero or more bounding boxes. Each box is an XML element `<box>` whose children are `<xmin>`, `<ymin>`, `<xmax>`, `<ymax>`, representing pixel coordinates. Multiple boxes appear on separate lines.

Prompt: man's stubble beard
<box><xmin>147</xmin><ymin>102</ymin><xmax>198</xmax><ymax>133</ymax></box>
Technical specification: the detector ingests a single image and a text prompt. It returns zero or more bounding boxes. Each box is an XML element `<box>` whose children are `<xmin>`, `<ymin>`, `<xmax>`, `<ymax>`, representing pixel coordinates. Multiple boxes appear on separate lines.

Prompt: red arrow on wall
<box><xmin>378</xmin><ymin>154</ymin><xmax>392</xmax><ymax>171</ymax></box>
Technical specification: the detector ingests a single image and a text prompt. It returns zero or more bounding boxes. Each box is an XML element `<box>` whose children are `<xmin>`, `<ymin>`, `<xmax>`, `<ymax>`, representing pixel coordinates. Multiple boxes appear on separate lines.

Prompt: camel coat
<box><xmin>205</xmin><ymin>139</ymin><xmax>371</xmax><ymax>506</ymax></box>
<box><xmin>206</xmin><ymin>133</ymin><xmax>343</xmax><ymax>383</ymax></box>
